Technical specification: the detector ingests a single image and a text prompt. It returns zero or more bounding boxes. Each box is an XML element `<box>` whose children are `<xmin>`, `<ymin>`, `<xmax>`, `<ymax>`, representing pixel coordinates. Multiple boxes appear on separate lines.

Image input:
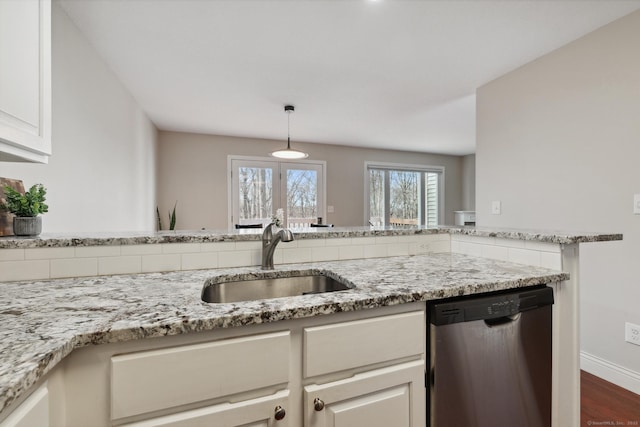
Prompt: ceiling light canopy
<box><xmin>270</xmin><ymin>105</ymin><xmax>308</xmax><ymax>160</ymax></box>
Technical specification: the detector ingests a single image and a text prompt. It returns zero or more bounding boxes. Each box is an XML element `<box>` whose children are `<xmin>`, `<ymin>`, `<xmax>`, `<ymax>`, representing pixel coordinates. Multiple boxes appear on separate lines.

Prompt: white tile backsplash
<box><xmin>0</xmin><ymin>249</ymin><xmax>25</xmax><ymax>261</ymax></box>
<box><xmin>339</xmin><ymin>245</ymin><xmax>364</xmax><ymax>260</ymax></box>
<box><xmin>281</xmin><ymin>247</ymin><xmax>313</xmax><ymax>264</ymax></box>
<box><xmin>507</xmin><ymin>248</ymin><xmax>542</xmax><ymax>267</ymax></box>
<box><xmin>141</xmin><ymin>254</ymin><xmax>181</xmax><ymax>273</ymax></box>
<box><xmin>218</xmin><ymin>250</ymin><xmax>253</xmax><ymax>268</ymax></box>
<box><xmin>25</xmin><ymin>247</ymin><xmax>75</xmax><ymax>260</ymax></box>
<box><xmin>51</xmin><ymin>258</ymin><xmax>98</xmax><ymax>279</ymax></box>
<box><xmin>364</xmin><ymin>245</ymin><xmax>388</xmax><ymax>259</ymax></box>
<box><xmin>75</xmin><ymin>246</ymin><xmax>121</xmax><ymax>258</ymax></box>
<box><xmin>0</xmin><ymin>260</ymin><xmax>49</xmax><ymax>281</ymax></box>
<box><xmin>0</xmin><ymin>232</ymin><xmax>567</xmax><ymax>282</ymax></box>
<box><xmin>161</xmin><ymin>243</ymin><xmax>201</xmax><ymax>254</ymax></box>
<box><xmin>120</xmin><ymin>244</ymin><xmax>163</xmax><ymax>256</ymax></box>
<box><xmin>98</xmin><ymin>256</ymin><xmax>142</xmax><ymax>276</ymax></box>
<box><xmin>181</xmin><ymin>252</ymin><xmax>218</xmax><ymax>271</ymax></box>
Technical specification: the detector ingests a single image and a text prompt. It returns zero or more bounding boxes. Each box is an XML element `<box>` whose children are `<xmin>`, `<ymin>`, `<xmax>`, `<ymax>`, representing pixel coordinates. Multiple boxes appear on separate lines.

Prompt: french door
<box><xmin>230</xmin><ymin>157</ymin><xmax>325</xmax><ymax>229</ymax></box>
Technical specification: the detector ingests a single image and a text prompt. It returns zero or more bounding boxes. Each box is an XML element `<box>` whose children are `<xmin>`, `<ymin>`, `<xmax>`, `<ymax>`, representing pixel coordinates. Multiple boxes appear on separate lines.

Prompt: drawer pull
<box><xmin>274</xmin><ymin>405</ymin><xmax>286</xmax><ymax>420</ymax></box>
<box><xmin>314</xmin><ymin>398</ymin><xmax>325</xmax><ymax>411</ymax></box>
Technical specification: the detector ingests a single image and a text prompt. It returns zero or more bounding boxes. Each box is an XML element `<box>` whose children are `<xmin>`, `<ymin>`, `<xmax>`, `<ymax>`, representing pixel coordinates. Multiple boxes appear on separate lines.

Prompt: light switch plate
<box><xmin>492</xmin><ymin>201</ymin><xmax>501</xmax><ymax>215</ymax></box>
<box><xmin>634</xmin><ymin>194</ymin><xmax>640</xmax><ymax>215</ymax></box>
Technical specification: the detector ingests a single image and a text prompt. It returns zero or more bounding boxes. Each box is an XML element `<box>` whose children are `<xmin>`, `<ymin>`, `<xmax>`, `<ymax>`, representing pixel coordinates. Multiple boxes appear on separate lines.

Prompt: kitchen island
<box><xmin>0</xmin><ymin>227</ymin><xmax>622</xmax><ymax>426</ymax></box>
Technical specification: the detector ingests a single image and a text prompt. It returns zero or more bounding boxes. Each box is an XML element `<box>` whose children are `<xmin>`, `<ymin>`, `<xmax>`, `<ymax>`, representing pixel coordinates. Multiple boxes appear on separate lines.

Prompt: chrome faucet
<box><xmin>261</xmin><ymin>222</ymin><xmax>294</xmax><ymax>270</ymax></box>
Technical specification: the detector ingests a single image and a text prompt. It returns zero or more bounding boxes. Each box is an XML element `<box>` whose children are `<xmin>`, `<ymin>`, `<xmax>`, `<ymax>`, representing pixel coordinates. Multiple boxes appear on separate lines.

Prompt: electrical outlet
<box><xmin>625</xmin><ymin>322</ymin><xmax>640</xmax><ymax>346</ymax></box>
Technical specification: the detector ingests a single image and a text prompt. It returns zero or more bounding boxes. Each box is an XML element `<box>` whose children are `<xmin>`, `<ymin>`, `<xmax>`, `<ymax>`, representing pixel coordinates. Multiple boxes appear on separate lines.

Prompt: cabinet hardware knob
<box><xmin>314</xmin><ymin>398</ymin><xmax>325</xmax><ymax>411</ymax></box>
<box><xmin>274</xmin><ymin>405</ymin><xmax>286</xmax><ymax>420</ymax></box>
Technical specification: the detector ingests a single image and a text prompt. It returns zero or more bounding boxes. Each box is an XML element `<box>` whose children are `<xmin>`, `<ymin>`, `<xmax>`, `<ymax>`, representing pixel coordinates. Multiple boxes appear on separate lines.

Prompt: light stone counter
<box><xmin>0</xmin><ymin>226</ymin><xmax>622</xmax><ymax>249</ymax></box>
<box><xmin>0</xmin><ymin>253</ymin><xmax>568</xmax><ymax>415</ymax></box>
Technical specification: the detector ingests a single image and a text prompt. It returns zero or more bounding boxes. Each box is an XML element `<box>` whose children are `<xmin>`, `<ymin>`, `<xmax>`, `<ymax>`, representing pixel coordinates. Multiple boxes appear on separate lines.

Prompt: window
<box><xmin>366</xmin><ymin>162</ymin><xmax>443</xmax><ymax>227</ymax></box>
<box><xmin>229</xmin><ymin>157</ymin><xmax>326</xmax><ymax>229</ymax></box>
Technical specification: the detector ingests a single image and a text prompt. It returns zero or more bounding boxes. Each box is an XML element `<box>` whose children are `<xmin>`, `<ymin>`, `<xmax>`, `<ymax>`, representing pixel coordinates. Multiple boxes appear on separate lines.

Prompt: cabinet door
<box><xmin>304</xmin><ymin>361</ymin><xmax>425</xmax><ymax>427</ymax></box>
<box><xmin>120</xmin><ymin>390</ymin><xmax>290</xmax><ymax>427</ymax></box>
<box><xmin>0</xmin><ymin>0</ymin><xmax>51</xmax><ymax>163</ymax></box>
<box><xmin>0</xmin><ymin>384</ymin><xmax>49</xmax><ymax>427</ymax></box>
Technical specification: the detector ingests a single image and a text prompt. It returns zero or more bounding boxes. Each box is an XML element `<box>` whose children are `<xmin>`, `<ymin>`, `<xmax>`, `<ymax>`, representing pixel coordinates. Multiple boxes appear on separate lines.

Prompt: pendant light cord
<box><xmin>287</xmin><ymin>111</ymin><xmax>292</xmax><ymax>149</ymax></box>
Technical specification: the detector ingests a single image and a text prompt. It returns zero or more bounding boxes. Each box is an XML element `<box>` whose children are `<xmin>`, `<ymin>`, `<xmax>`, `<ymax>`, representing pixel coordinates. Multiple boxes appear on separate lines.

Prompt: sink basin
<box><xmin>201</xmin><ymin>274</ymin><xmax>351</xmax><ymax>303</ymax></box>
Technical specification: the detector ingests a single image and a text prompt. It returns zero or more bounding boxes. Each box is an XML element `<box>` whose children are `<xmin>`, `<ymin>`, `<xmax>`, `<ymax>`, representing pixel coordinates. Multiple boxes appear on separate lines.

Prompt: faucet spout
<box><xmin>261</xmin><ymin>223</ymin><xmax>294</xmax><ymax>270</ymax></box>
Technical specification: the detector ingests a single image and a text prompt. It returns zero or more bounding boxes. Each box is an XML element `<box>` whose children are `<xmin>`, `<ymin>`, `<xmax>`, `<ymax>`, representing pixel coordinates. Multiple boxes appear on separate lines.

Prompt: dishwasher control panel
<box><xmin>429</xmin><ymin>286</ymin><xmax>554</xmax><ymax>325</ymax></box>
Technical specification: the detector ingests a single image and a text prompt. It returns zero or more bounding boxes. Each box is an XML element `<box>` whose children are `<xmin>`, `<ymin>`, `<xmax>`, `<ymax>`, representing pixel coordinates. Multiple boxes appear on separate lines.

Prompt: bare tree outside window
<box><xmin>368</xmin><ymin>166</ymin><xmax>441</xmax><ymax>228</ymax></box>
<box><xmin>286</xmin><ymin>169</ymin><xmax>318</xmax><ymax>227</ymax></box>
<box><xmin>238</xmin><ymin>167</ymin><xmax>272</xmax><ymax>224</ymax></box>
<box><xmin>369</xmin><ymin>170</ymin><xmax>385</xmax><ymax>226</ymax></box>
<box><xmin>390</xmin><ymin>171</ymin><xmax>419</xmax><ymax>226</ymax></box>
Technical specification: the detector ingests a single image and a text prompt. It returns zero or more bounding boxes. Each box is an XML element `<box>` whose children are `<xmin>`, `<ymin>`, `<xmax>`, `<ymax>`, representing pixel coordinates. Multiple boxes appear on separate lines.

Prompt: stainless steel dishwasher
<box><xmin>427</xmin><ymin>286</ymin><xmax>554</xmax><ymax>427</ymax></box>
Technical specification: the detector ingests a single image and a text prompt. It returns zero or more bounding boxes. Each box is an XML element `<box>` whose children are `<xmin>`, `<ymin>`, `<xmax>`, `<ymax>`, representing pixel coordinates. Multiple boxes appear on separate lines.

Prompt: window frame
<box><xmin>364</xmin><ymin>161</ymin><xmax>445</xmax><ymax>227</ymax></box>
<box><xmin>228</xmin><ymin>155</ymin><xmax>327</xmax><ymax>229</ymax></box>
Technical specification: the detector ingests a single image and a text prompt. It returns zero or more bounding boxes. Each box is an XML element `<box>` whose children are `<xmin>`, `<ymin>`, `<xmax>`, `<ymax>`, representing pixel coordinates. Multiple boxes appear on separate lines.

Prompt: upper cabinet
<box><xmin>0</xmin><ymin>0</ymin><xmax>51</xmax><ymax>163</ymax></box>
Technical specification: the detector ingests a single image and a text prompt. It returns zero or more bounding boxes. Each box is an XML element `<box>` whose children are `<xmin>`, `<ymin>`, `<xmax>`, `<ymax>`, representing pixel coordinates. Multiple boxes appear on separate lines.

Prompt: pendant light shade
<box><xmin>270</xmin><ymin>105</ymin><xmax>308</xmax><ymax>159</ymax></box>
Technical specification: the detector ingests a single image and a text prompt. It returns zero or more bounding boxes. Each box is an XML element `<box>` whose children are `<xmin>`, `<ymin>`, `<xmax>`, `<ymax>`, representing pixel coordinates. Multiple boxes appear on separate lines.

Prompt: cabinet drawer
<box><xmin>120</xmin><ymin>390</ymin><xmax>290</xmax><ymax>427</ymax></box>
<box><xmin>304</xmin><ymin>311</ymin><xmax>424</xmax><ymax>378</ymax></box>
<box><xmin>111</xmin><ymin>331</ymin><xmax>290</xmax><ymax>420</ymax></box>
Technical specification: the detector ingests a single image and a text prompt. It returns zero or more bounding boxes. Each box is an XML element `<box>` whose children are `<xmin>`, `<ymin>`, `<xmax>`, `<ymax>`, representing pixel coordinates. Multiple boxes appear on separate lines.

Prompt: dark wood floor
<box><xmin>581</xmin><ymin>370</ymin><xmax>640</xmax><ymax>426</ymax></box>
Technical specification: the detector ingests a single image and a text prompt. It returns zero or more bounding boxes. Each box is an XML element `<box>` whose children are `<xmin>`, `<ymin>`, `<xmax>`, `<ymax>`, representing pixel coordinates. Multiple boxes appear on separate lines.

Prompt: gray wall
<box><xmin>157</xmin><ymin>131</ymin><xmax>464</xmax><ymax>229</ymax></box>
<box><xmin>476</xmin><ymin>10</ymin><xmax>640</xmax><ymax>387</ymax></box>
<box><xmin>0</xmin><ymin>3</ymin><xmax>157</xmax><ymax>232</ymax></box>
<box><xmin>461</xmin><ymin>154</ymin><xmax>475</xmax><ymax>211</ymax></box>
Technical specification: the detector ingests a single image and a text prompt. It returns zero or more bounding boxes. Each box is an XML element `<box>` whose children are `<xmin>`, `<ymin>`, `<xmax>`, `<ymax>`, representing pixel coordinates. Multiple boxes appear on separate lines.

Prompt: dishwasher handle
<box><xmin>484</xmin><ymin>313</ymin><xmax>521</xmax><ymax>327</ymax></box>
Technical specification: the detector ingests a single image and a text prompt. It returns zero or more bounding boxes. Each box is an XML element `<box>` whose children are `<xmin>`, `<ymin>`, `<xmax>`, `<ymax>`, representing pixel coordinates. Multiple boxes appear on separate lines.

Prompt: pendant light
<box><xmin>270</xmin><ymin>105</ymin><xmax>309</xmax><ymax>159</ymax></box>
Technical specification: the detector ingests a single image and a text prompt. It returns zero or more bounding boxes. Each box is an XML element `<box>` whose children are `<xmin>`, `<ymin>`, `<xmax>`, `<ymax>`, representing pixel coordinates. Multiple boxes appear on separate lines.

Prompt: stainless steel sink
<box><xmin>201</xmin><ymin>274</ymin><xmax>352</xmax><ymax>303</ymax></box>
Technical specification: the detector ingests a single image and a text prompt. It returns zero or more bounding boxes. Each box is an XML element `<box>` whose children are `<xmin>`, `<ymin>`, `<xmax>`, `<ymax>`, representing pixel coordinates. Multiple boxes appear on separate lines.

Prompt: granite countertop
<box><xmin>0</xmin><ymin>226</ymin><xmax>622</xmax><ymax>248</ymax></box>
<box><xmin>0</xmin><ymin>253</ymin><xmax>568</xmax><ymax>415</ymax></box>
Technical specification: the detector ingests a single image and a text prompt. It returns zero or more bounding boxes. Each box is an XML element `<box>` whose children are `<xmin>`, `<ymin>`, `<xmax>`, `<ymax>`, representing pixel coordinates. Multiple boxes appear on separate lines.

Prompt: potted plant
<box><xmin>1</xmin><ymin>184</ymin><xmax>48</xmax><ymax>236</ymax></box>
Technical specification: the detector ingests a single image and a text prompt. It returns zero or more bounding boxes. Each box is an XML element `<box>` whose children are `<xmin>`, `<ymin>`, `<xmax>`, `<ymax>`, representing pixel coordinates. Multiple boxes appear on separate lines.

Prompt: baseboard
<box><xmin>581</xmin><ymin>351</ymin><xmax>640</xmax><ymax>395</ymax></box>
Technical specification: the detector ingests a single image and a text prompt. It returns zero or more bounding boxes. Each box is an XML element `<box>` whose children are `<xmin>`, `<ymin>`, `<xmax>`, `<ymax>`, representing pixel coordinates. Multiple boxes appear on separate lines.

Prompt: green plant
<box><xmin>155</xmin><ymin>202</ymin><xmax>177</xmax><ymax>230</ymax></box>
<box><xmin>169</xmin><ymin>202</ymin><xmax>177</xmax><ymax>230</ymax></box>
<box><xmin>1</xmin><ymin>184</ymin><xmax>48</xmax><ymax>217</ymax></box>
<box><xmin>156</xmin><ymin>206</ymin><xmax>163</xmax><ymax>230</ymax></box>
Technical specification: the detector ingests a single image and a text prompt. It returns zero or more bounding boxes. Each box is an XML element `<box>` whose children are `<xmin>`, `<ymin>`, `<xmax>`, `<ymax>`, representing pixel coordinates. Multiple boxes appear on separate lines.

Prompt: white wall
<box><xmin>157</xmin><ymin>131</ymin><xmax>464</xmax><ymax>230</ymax></box>
<box><xmin>0</xmin><ymin>2</ymin><xmax>157</xmax><ymax>233</ymax></box>
<box><xmin>476</xmin><ymin>10</ymin><xmax>640</xmax><ymax>388</ymax></box>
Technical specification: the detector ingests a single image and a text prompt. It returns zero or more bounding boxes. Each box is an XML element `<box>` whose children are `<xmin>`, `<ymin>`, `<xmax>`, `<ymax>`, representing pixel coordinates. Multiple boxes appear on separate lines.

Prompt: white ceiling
<box><xmin>59</xmin><ymin>0</ymin><xmax>640</xmax><ymax>156</ymax></box>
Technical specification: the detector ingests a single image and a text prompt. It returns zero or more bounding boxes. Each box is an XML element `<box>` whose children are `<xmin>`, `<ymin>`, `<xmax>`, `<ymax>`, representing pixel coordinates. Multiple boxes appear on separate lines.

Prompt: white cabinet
<box><xmin>304</xmin><ymin>362</ymin><xmax>424</xmax><ymax>427</ymax></box>
<box><xmin>302</xmin><ymin>312</ymin><xmax>425</xmax><ymax>427</ymax></box>
<box><xmin>454</xmin><ymin>211</ymin><xmax>476</xmax><ymax>226</ymax></box>
<box><xmin>3</xmin><ymin>304</ymin><xmax>425</xmax><ymax>427</ymax></box>
<box><xmin>0</xmin><ymin>383</ymin><xmax>49</xmax><ymax>427</ymax></box>
<box><xmin>0</xmin><ymin>0</ymin><xmax>52</xmax><ymax>163</ymax></box>
<box><xmin>111</xmin><ymin>331</ymin><xmax>290</xmax><ymax>423</ymax></box>
<box><xmin>121</xmin><ymin>391</ymin><xmax>290</xmax><ymax>427</ymax></box>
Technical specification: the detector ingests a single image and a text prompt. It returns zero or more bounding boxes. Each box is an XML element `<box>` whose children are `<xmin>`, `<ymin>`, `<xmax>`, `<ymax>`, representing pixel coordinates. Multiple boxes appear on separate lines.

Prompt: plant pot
<box><xmin>13</xmin><ymin>216</ymin><xmax>42</xmax><ymax>236</ymax></box>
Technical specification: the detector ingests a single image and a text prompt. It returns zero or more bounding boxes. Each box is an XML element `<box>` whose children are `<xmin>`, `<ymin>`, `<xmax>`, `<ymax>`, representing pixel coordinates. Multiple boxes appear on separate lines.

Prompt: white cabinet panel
<box><xmin>0</xmin><ymin>384</ymin><xmax>48</xmax><ymax>427</ymax></box>
<box><xmin>304</xmin><ymin>311</ymin><xmax>424</xmax><ymax>377</ymax></box>
<box><xmin>111</xmin><ymin>331</ymin><xmax>290</xmax><ymax>420</ymax></box>
<box><xmin>330</xmin><ymin>385</ymin><xmax>410</xmax><ymax>427</ymax></box>
<box><xmin>0</xmin><ymin>0</ymin><xmax>51</xmax><ymax>162</ymax></box>
<box><xmin>304</xmin><ymin>361</ymin><xmax>425</xmax><ymax>427</ymax></box>
<box><xmin>121</xmin><ymin>390</ymin><xmax>290</xmax><ymax>427</ymax></box>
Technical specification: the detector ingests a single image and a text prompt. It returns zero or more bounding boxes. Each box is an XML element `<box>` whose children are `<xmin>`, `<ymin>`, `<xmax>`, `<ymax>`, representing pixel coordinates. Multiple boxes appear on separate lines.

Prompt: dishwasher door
<box><xmin>428</xmin><ymin>286</ymin><xmax>553</xmax><ymax>427</ymax></box>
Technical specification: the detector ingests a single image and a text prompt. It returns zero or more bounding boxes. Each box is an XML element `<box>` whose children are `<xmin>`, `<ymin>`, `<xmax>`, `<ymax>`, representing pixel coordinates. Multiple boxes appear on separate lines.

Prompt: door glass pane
<box><xmin>238</xmin><ymin>167</ymin><xmax>273</xmax><ymax>225</ymax></box>
<box><xmin>369</xmin><ymin>169</ymin><xmax>385</xmax><ymax>226</ymax></box>
<box><xmin>389</xmin><ymin>171</ymin><xmax>420</xmax><ymax>227</ymax></box>
<box><xmin>286</xmin><ymin>168</ymin><xmax>318</xmax><ymax>228</ymax></box>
